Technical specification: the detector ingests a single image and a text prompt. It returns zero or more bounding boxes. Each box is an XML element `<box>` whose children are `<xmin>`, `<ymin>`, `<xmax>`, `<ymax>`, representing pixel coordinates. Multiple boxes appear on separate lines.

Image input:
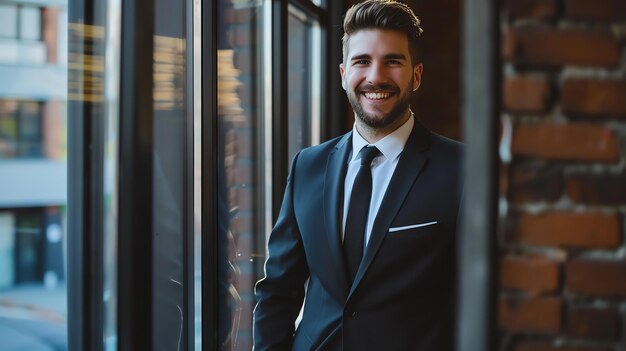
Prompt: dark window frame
<box><xmin>456</xmin><ymin>0</ymin><xmax>500</xmax><ymax>350</ymax></box>
<box><xmin>67</xmin><ymin>0</ymin><xmax>108</xmax><ymax>349</ymax></box>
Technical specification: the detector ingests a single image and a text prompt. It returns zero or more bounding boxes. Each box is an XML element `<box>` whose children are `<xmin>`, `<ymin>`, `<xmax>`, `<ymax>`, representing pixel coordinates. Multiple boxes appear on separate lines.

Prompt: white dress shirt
<box><xmin>342</xmin><ymin>114</ymin><xmax>414</xmax><ymax>247</ymax></box>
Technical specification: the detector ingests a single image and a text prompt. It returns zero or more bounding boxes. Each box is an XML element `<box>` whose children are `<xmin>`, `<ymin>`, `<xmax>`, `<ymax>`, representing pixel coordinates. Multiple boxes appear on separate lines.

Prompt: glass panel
<box><xmin>103</xmin><ymin>0</ymin><xmax>121</xmax><ymax>348</ymax></box>
<box><xmin>0</xmin><ymin>100</ymin><xmax>18</xmax><ymax>157</ymax></box>
<box><xmin>287</xmin><ymin>10</ymin><xmax>309</xmax><ymax>162</ymax></box>
<box><xmin>15</xmin><ymin>211</ymin><xmax>43</xmax><ymax>283</ymax></box>
<box><xmin>17</xmin><ymin>101</ymin><xmax>43</xmax><ymax>158</ymax></box>
<box><xmin>217</xmin><ymin>0</ymin><xmax>265</xmax><ymax>349</ymax></box>
<box><xmin>192</xmin><ymin>0</ymin><xmax>202</xmax><ymax>348</ymax></box>
<box><xmin>152</xmin><ymin>0</ymin><xmax>187</xmax><ymax>348</ymax></box>
<box><xmin>0</xmin><ymin>212</ymin><xmax>16</xmax><ymax>288</ymax></box>
<box><xmin>20</xmin><ymin>6</ymin><xmax>42</xmax><ymax>41</ymax></box>
<box><xmin>287</xmin><ymin>6</ymin><xmax>321</xmax><ymax>162</ymax></box>
<box><xmin>0</xmin><ymin>5</ymin><xmax>18</xmax><ymax>38</ymax></box>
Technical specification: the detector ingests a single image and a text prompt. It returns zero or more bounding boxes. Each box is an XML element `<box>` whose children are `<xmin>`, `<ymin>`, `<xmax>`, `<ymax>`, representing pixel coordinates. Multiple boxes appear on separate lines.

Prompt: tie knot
<box><xmin>359</xmin><ymin>146</ymin><xmax>380</xmax><ymax>166</ymax></box>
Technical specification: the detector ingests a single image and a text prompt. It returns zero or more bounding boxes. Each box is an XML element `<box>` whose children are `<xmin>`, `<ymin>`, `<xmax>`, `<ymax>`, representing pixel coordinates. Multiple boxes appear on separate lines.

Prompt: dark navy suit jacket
<box><xmin>254</xmin><ymin>121</ymin><xmax>463</xmax><ymax>351</ymax></box>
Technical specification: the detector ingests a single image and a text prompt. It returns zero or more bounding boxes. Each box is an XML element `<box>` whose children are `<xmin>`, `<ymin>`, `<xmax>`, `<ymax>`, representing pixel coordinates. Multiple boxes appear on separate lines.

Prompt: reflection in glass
<box><xmin>217</xmin><ymin>0</ymin><xmax>265</xmax><ymax>349</ymax></box>
<box><xmin>103</xmin><ymin>0</ymin><xmax>122</xmax><ymax>348</ymax></box>
<box><xmin>216</xmin><ymin>1</ymin><xmax>324</xmax><ymax>349</ymax></box>
<box><xmin>152</xmin><ymin>0</ymin><xmax>187</xmax><ymax>349</ymax></box>
<box><xmin>0</xmin><ymin>1</ymin><xmax>68</xmax><ymax>349</ymax></box>
<box><xmin>193</xmin><ymin>0</ymin><xmax>202</xmax><ymax>348</ymax></box>
<box><xmin>287</xmin><ymin>5</ymin><xmax>321</xmax><ymax>164</ymax></box>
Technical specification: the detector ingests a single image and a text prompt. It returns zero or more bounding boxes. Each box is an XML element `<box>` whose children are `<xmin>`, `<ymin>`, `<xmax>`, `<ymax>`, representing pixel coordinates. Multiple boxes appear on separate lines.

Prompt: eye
<box><xmin>387</xmin><ymin>59</ymin><xmax>402</xmax><ymax>65</ymax></box>
<box><xmin>353</xmin><ymin>59</ymin><xmax>369</xmax><ymax>65</ymax></box>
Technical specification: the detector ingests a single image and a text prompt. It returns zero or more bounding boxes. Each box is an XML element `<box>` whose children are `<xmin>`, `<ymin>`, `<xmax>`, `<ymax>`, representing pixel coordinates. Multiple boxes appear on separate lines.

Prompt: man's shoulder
<box><xmin>423</xmin><ymin>130</ymin><xmax>463</xmax><ymax>174</ymax></box>
<box><xmin>429</xmin><ymin>131</ymin><xmax>463</xmax><ymax>156</ymax></box>
<box><xmin>298</xmin><ymin>132</ymin><xmax>351</xmax><ymax>159</ymax></box>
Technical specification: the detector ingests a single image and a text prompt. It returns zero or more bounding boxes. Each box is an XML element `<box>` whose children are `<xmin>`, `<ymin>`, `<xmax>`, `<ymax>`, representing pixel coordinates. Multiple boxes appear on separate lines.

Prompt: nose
<box><xmin>365</xmin><ymin>62</ymin><xmax>387</xmax><ymax>85</ymax></box>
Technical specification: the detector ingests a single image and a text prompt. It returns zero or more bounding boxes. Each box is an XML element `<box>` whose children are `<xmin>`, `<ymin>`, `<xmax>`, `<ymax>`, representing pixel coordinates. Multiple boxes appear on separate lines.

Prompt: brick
<box><xmin>566</xmin><ymin>260</ymin><xmax>626</xmax><ymax>298</ymax></box>
<box><xmin>562</xmin><ymin>80</ymin><xmax>626</xmax><ymax>118</ymax></box>
<box><xmin>234</xmin><ymin>187</ymin><xmax>256</xmax><ymax>211</ymax></box>
<box><xmin>42</xmin><ymin>8</ymin><xmax>59</xmax><ymax>63</ymax></box>
<box><xmin>505</xmin><ymin>0</ymin><xmax>558</xmax><ymax>19</ymax></box>
<box><xmin>508</xmin><ymin>166</ymin><xmax>563</xmax><ymax>203</ymax></box>
<box><xmin>565</xmin><ymin>0</ymin><xmax>626</xmax><ymax>21</ymax></box>
<box><xmin>236</xmin><ymin>84</ymin><xmax>254</xmax><ymax>106</ymax></box>
<box><xmin>233</xmin><ymin>49</ymin><xmax>256</xmax><ymax>75</ymax></box>
<box><xmin>565</xmin><ymin>307</ymin><xmax>620</xmax><ymax>340</ymax></box>
<box><xmin>42</xmin><ymin>101</ymin><xmax>63</xmax><ymax>159</ymax></box>
<box><xmin>499</xmin><ymin>297</ymin><xmax>562</xmax><ymax>334</ymax></box>
<box><xmin>500</xmin><ymin>164</ymin><xmax>510</xmax><ymax>197</ymax></box>
<box><xmin>224</xmin><ymin>7</ymin><xmax>255</xmax><ymax>24</ymax></box>
<box><xmin>500</xmin><ymin>255</ymin><xmax>560</xmax><ymax>294</ymax></box>
<box><xmin>228</xmin><ymin>25</ymin><xmax>255</xmax><ymax>47</ymax></box>
<box><xmin>234</xmin><ymin>130</ymin><xmax>255</xmax><ymax>158</ymax></box>
<box><xmin>567</xmin><ymin>173</ymin><xmax>626</xmax><ymax>205</ymax></box>
<box><xmin>504</xmin><ymin>76</ymin><xmax>552</xmax><ymax>112</ymax></box>
<box><xmin>234</xmin><ymin>164</ymin><xmax>255</xmax><ymax>185</ymax></box>
<box><xmin>514</xmin><ymin>342</ymin><xmax>613</xmax><ymax>351</ymax></box>
<box><xmin>511</xmin><ymin>213</ymin><xmax>621</xmax><ymax>249</ymax></box>
<box><xmin>235</xmin><ymin>272</ymin><xmax>256</xmax><ymax>296</ymax></box>
<box><xmin>512</xmin><ymin>123</ymin><xmax>619</xmax><ymax>162</ymax></box>
<box><xmin>230</xmin><ymin>215</ymin><xmax>254</xmax><ymax>234</ymax></box>
<box><xmin>503</xmin><ymin>28</ymin><xmax>621</xmax><ymax>68</ymax></box>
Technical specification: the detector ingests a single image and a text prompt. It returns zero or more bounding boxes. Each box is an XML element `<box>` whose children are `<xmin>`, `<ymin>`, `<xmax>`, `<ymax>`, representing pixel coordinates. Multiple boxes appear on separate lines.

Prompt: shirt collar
<box><xmin>351</xmin><ymin>112</ymin><xmax>414</xmax><ymax>163</ymax></box>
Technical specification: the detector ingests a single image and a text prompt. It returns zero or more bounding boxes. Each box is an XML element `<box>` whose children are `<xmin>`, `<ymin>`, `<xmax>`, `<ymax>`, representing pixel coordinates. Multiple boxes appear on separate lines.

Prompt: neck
<box><xmin>355</xmin><ymin>109</ymin><xmax>412</xmax><ymax>144</ymax></box>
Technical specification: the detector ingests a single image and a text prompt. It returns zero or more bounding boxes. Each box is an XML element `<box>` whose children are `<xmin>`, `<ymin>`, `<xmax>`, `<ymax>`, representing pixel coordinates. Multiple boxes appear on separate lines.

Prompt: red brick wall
<box><xmin>499</xmin><ymin>0</ymin><xmax>626</xmax><ymax>350</ymax></box>
<box><xmin>42</xmin><ymin>7</ymin><xmax>59</xmax><ymax>64</ymax></box>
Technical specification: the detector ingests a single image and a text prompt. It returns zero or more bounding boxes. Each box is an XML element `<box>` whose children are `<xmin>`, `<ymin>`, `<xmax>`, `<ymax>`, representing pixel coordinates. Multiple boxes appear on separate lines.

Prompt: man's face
<box><xmin>340</xmin><ymin>29</ymin><xmax>422</xmax><ymax>130</ymax></box>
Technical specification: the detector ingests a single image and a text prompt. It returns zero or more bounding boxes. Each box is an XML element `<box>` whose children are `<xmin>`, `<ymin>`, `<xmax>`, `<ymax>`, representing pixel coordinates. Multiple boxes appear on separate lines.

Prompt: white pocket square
<box><xmin>389</xmin><ymin>221</ymin><xmax>438</xmax><ymax>233</ymax></box>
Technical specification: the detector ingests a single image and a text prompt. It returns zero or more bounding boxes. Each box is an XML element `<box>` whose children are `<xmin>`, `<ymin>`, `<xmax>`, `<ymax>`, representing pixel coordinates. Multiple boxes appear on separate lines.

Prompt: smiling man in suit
<box><xmin>253</xmin><ymin>1</ymin><xmax>463</xmax><ymax>350</ymax></box>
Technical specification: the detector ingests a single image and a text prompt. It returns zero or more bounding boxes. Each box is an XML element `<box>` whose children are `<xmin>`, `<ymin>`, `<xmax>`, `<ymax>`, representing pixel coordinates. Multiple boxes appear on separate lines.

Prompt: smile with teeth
<box><xmin>363</xmin><ymin>92</ymin><xmax>393</xmax><ymax>100</ymax></box>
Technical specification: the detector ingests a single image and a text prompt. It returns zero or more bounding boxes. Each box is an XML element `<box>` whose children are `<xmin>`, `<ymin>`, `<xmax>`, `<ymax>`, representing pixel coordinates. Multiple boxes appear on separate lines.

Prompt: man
<box><xmin>254</xmin><ymin>1</ymin><xmax>462</xmax><ymax>350</ymax></box>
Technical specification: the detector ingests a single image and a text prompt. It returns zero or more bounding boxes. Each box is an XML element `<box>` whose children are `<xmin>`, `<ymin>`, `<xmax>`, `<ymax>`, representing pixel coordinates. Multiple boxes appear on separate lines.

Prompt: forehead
<box><xmin>345</xmin><ymin>28</ymin><xmax>410</xmax><ymax>59</ymax></box>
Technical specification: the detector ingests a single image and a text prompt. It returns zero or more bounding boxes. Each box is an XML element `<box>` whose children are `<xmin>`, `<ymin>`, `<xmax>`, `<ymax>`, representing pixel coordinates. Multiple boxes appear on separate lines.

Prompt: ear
<box><xmin>412</xmin><ymin>63</ymin><xmax>423</xmax><ymax>91</ymax></box>
<box><xmin>339</xmin><ymin>63</ymin><xmax>347</xmax><ymax>90</ymax></box>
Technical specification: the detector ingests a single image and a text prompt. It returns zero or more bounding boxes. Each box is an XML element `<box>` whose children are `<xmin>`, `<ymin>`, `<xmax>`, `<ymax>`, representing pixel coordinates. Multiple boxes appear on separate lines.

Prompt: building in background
<box><xmin>0</xmin><ymin>0</ymin><xmax>68</xmax><ymax>292</ymax></box>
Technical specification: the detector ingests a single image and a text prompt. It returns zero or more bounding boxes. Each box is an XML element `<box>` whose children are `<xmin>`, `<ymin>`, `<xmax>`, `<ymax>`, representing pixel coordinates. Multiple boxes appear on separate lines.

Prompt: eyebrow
<box><xmin>350</xmin><ymin>53</ymin><xmax>407</xmax><ymax>61</ymax></box>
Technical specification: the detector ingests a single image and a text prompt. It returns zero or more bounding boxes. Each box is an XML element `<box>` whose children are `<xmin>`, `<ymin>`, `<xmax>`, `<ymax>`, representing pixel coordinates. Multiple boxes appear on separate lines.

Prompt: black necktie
<box><xmin>344</xmin><ymin>145</ymin><xmax>380</xmax><ymax>284</ymax></box>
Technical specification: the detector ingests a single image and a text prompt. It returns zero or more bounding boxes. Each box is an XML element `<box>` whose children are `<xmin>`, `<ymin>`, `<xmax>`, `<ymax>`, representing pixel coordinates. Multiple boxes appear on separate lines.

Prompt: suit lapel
<box><xmin>323</xmin><ymin>132</ymin><xmax>352</xmax><ymax>299</ymax></box>
<box><xmin>348</xmin><ymin>122</ymin><xmax>431</xmax><ymax>298</ymax></box>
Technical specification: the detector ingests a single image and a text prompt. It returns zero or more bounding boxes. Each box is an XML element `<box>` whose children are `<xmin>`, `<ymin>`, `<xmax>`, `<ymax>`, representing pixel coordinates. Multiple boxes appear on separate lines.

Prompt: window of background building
<box><xmin>0</xmin><ymin>4</ymin><xmax>42</xmax><ymax>40</ymax></box>
<box><xmin>0</xmin><ymin>101</ymin><xmax>44</xmax><ymax>158</ymax></box>
<box><xmin>0</xmin><ymin>5</ymin><xmax>19</xmax><ymax>38</ymax></box>
<box><xmin>20</xmin><ymin>6</ymin><xmax>42</xmax><ymax>41</ymax></box>
<box><xmin>0</xmin><ymin>4</ymin><xmax>47</xmax><ymax>65</ymax></box>
<box><xmin>0</xmin><ymin>0</ymin><xmax>68</xmax><ymax>349</ymax></box>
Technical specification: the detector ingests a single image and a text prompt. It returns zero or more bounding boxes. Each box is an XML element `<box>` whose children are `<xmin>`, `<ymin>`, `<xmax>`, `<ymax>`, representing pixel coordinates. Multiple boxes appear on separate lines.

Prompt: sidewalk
<box><xmin>0</xmin><ymin>283</ymin><xmax>68</xmax><ymax>351</ymax></box>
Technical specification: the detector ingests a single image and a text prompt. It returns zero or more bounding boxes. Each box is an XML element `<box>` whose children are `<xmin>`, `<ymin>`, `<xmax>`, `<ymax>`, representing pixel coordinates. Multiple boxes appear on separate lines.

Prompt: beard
<box><xmin>347</xmin><ymin>78</ymin><xmax>413</xmax><ymax>129</ymax></box>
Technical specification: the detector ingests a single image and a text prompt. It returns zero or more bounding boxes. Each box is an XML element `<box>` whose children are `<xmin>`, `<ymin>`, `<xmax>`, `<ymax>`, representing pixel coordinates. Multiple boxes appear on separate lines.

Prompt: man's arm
<box><xmin>253</xmin><ymin>152</ymin><xmax>309</xmax><ymax>351</ymax></box>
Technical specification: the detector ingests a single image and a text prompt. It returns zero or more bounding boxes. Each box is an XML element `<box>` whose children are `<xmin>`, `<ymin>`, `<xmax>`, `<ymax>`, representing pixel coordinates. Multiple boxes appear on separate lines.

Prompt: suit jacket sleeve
<box><xmin>253</xmin><ymin>151</ymin><xmax>310</xmax><ymax>350</ymax></box>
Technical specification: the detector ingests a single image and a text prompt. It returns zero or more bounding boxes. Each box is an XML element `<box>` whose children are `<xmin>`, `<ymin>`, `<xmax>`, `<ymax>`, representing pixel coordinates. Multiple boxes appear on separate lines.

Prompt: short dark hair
<box><xmin>342</xmin><ymin>0</ymin><xmax>424</xmax><ymax>65</ymax></box>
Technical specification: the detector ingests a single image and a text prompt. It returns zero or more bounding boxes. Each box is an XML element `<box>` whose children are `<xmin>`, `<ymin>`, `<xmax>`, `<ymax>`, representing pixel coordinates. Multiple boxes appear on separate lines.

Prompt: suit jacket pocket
<box><xmin>388</xmin><ymin>221</ymin><xmax>438</xmax><ymax>234</ymax></box>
